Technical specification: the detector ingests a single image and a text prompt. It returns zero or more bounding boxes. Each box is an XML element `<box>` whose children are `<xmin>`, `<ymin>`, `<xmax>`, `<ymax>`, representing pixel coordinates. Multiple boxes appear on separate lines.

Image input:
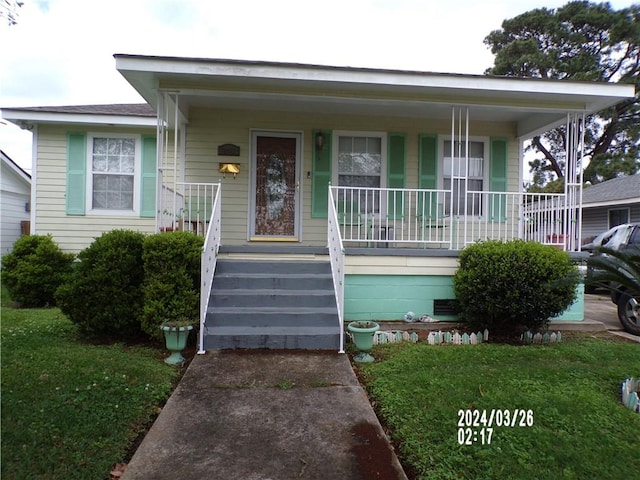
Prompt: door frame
<box><xmin>248</xmin><ymin>129</ymin><xmax>303</xmax><ymax>241</ymax></box>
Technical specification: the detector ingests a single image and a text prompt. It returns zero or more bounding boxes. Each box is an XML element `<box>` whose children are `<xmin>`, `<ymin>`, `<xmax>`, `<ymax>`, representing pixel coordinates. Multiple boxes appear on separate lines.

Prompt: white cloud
<box><xmin>0</xmin><ymin>0</ymin><xmax>635</xmax><ymax>171</ymax></box>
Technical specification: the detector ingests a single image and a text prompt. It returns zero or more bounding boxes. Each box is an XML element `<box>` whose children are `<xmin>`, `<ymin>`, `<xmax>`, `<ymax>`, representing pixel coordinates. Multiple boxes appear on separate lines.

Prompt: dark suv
<box><xmin>583</xmin><ymin>223</ymin><xmax>640</xmax><ymax>335</ymax></box>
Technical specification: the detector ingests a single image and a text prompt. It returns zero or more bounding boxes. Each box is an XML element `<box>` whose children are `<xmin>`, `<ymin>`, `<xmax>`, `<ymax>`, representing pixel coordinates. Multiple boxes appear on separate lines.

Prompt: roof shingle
<box><xmin>3</xmin><ymin>103</ymin><xmax>156</xmax><ymax>117</ymax></box>
<box><xmin>582</xmin><ymin>174</ymin><xmax>640</xmax><ymax>205</ymax></box>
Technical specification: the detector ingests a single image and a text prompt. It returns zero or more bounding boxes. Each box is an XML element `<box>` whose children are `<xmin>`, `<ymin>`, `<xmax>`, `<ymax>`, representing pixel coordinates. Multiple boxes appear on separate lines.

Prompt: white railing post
<box><xmin>328</xmin><ymin>185</ymin><xmax>346</xmax><ymax>354</ymax></box>
<box><xmin>198</xmin><ymin>183</ymin><xmax>222</xmax><ymax>355</ymax></box>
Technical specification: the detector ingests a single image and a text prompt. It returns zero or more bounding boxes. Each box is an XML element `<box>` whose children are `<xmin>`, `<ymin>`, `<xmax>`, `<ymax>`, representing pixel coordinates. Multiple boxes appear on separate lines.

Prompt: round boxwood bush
<box><xmin>453</xmin><ymin>240</ymin><xmax>579</xmax><ymax>336</ymax></box>
<box><xmin>142</xmin><ymin>232</ymin><xmax>203</xmax><ymax>340</ymax></box>
<box><xmin>55</xmin><ymin>230</ymin><xmax>146</xmax><ymax>339</ymax></box>
<box><xmin>1</xmin><ymin>235</ymin><xmax>74</xmax><ymax>307</ymax></box>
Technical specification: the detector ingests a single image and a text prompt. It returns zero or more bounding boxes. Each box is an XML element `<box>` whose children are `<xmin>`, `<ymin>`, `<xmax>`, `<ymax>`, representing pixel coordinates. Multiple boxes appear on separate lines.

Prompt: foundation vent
<box><xmin>433</xmin><ymin>299</ymin><xmax>459</xmax><ymax>316</ymax></box>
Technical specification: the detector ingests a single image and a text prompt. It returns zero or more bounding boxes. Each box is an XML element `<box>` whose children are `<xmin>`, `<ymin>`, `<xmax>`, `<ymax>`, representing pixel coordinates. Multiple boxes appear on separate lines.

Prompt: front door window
<box><xmin>252</xmin><ymin>133</ymin><xmax>299</xmax><ymax>238</ymax></box>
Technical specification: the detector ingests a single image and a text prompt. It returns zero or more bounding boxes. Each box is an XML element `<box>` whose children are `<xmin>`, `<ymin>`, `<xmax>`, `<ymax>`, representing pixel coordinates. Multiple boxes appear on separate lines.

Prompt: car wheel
<box><xmin>617</xmin><ymin>291</ymin><xmax>640</xmax><ymax>336</ymax></box>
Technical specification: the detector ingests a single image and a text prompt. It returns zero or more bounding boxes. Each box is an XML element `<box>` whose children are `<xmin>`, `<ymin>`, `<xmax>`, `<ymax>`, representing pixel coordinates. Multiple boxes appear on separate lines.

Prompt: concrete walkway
<box><xmin>122</xmin><ymin>293</ymin><xmax>638</xmax><ymax>480</ymax></box>
<box><xmin>122</xmin><ymin>351</ymin><xmax>407</xmax><ymax>480</ymax></box>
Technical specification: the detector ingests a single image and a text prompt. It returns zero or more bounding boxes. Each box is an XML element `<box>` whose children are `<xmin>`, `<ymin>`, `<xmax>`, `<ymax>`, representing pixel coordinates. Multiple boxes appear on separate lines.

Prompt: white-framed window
<box><xmin>440</xmin><ymin>137</ymin><xmax>489</xmax><ymax>216</ymax></box>
<box><xmin>608</xmin><ymin>208</ymin><xmax>629</xmax><ymax>228</ymax></box>
<box><xmin>87</xmin><ymin>134</ymin><xmax>141</xmax><ymax>215</ymax></box>
<box><xmin>332</xmin><ymin>131</ymin><xmax>387</xmax><ymax>212</ymax></box>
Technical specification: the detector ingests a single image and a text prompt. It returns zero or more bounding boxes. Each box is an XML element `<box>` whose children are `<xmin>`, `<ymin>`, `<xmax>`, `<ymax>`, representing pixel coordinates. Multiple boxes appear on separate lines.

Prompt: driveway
<box><xmin>585</xmin><ymin>291</ymin><xmax>640</xmax><ymax>342</ymax></box>
<box><xmin>584</xmin><ymin>291</ymin><xmax>622</xmax><ymax>331</ymax></box>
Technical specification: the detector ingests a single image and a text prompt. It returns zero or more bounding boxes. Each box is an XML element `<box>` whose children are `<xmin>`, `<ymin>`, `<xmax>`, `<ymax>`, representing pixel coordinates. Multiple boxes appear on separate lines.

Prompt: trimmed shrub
<box><xmin>2</xmin><ymin>235</ymin><xmax>74</xmax><ymax>307</ymax></box>
<box><xmin>55</xmin><ymin>230</ymin><xmax>146</xmax><ymax>339</ymax></box>
<box><xmin>453</xmin><ymin>240</ymin><xmax>579</xmax><ymax>335</ymax></box>
<box><xmin>142</xmin><ymin>232</ymin><xmax>203</xmax><ymax>340</ymax></box>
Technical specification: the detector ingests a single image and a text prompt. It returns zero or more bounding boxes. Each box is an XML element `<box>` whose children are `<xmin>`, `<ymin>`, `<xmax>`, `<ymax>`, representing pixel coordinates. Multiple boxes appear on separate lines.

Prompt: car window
<box><xmin>604</xmin><ymin>225</ymin><xmax>632</xmax><ymax>249</ymax></box>
<box><xmin>628</xmin><ymin>226</ymin><xmax>640</xmax><ymax>246</ymax></box>
<box><xmin>594</xmin><ymin>225</ymin><xmax>625</xmax><ymax>247</ymax></box>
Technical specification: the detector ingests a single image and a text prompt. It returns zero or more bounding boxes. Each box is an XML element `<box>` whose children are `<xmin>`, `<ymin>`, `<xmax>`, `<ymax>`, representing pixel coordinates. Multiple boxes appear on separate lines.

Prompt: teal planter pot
<box><xmin>347</xmin><ymin>321</ymin><xmax>380</xmax><ymax>363</ymax></box>
<box><xmin>161</xmin><ymin>324</ymin><xmax>194</xmax><ymax>365</ymax></box>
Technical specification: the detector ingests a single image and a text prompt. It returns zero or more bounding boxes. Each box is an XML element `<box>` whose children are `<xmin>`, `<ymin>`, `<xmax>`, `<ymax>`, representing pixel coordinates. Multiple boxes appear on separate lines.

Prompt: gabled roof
<box><xmin>115</xmin><ymin>54</ymin><xmax>636</xmax><ymax>138</ymax></box>
<box><xmin>1</xmin><ymin>149</ymin><xmax>31</xmax><ymax>184</ymax></box>
<box><xmin>1</xmin><ymin>103</ymin><xmax>157</xmax><ymax>129</ymax></box>
<box><xmin>582</xmin><ymin>174</ymin><xmax>640</xmax><ymax>208</ymax></box>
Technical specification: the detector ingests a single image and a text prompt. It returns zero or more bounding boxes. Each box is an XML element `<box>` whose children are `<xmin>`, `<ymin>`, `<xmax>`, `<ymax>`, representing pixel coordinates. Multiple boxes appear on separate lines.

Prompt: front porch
<box><xmin>157</xmin><ymin>181</ymin><xmax>586</xmax><ymax>353</ymax></box>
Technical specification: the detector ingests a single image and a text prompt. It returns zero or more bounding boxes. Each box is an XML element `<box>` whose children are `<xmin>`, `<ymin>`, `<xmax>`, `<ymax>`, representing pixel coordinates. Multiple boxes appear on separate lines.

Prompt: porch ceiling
<box><xmin>115</xmin><ymin>54</ymin><xmax>635</xmax><ymax>139</ymax></box>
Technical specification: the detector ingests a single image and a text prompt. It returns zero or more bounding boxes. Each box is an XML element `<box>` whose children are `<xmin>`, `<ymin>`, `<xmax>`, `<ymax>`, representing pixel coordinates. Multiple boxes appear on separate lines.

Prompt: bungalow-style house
<box><xmin>2</xmin><ymin>55</ymin><xmax>636</xmax><ymax>352</ymax></box>
<box><xmin>581</xmin><ymin>174</ymin><xmax>640</xmax><ymax>243</ymax></box>
<box><xmin>1</xmin><ymin>150</ymin><xmax>31</xmax><ymax>256</ymax></box>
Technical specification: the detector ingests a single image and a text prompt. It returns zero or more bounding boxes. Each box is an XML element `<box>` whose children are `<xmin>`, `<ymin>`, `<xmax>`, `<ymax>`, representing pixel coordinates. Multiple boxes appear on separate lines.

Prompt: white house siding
<box><xmin>1</xmin><ymin>161</ymin><xmax>31</xmax><ymax>256</ymax></box>
<box><xmin>35</xmin><ymin>125</ymin><xmax>157</xmax><ymax>253</ymax></box>
<box><xmin>184</xmin><ymin>107</ymin><xmax>519</xmax><ymax>246</ymax></box>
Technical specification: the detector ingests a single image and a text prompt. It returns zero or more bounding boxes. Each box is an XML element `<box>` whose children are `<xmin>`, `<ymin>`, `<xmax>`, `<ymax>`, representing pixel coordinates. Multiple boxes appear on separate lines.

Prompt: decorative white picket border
<box><xmin>348</xmin><ymin>328</ymin><xmax>566</xmax><ymax>347</ymax></box>
<box><xmin>621</xmin><ymin>377</ymin><xmax>640</xmax><ymax>413</ymax></box>
<box><xmin>425</xmin><ymin>330</ymin><xmax>489</xmax><ymax>345</ymax></box>
<box><xmin>347</xmin><ymin>329</ymin><xmax>490</xmax><ymax>346</ymax></box>
<box><xmin>520</xmin><ymin>331</ymin><xmax>562</xmax><ymax>345</ymax></box>
<box><xmin>372</xmin><ymin>331</ymin><xmax>420</xmax><ymax>345</ymax></box>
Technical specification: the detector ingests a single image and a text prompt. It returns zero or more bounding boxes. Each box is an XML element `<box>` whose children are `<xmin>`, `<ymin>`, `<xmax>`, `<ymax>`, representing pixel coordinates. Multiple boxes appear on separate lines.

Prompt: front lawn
<box><xmin>358</xmin><ymin>336</ymin><xmax>640</xmax><ymax>480</ymax></box>
<box><xmin>1</xmin><ymin>293</ymin><xmax>180</xmax><ymax>480</ymax></box>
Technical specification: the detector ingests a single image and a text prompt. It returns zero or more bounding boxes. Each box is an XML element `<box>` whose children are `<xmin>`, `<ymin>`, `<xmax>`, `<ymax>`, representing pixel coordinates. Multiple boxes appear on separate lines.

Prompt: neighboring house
<box><xmin>1</xmin><ymin>150</ymin><xmax>31</xmax><ymax>256</ymax></box>
<box><xmin>1</xmin><ymin>104</ymin><xmax>158</xmax><ymax>252</ymax></box>
<box><xmin>2</xmin><ymin>55</ymin><xmax>635</xmax><ymax>351</ymax></box>
<box><xmin>581</xmin><ymin>174</ymin><xmax>640</xmax><ymax>243</ymax></box>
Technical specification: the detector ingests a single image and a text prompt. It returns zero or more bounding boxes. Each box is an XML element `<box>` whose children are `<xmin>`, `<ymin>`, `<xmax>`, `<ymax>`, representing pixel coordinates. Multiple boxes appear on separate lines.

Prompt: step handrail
<box><xmin>198</xmin><ymin>183</ymin><xmax>222</xmax><ymax>354</ymax></box>
<box><xmin>328</xmin><ymin>186</ymin><xmax>346</xmax><ymax>353</ymax></box>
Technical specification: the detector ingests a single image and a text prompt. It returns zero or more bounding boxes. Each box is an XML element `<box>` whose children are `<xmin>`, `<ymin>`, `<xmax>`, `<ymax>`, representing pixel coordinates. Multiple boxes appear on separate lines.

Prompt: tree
<box><xmin>0</xmin><ymin>0</ymin><xmax>23</xmax><ymax>26</ymax></box>
<box><xmin>485</xmin><ymin>1</ymin><xmax>640</xmax><ymax>188</ymax></box>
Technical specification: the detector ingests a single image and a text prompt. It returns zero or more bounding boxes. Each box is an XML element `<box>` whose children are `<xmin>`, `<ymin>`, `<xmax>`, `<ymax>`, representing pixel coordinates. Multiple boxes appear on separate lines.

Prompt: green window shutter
<box><xmin>489</xmin><ymin>138</ymin><xmax>508</xmax><ymax>222</ymax></box>
<box><xmin>311</xmin><ymin>129</ymin><xmax>332</xmax><ymax>218</ymax></box>
<box><xmin>387</xmin><ymin>133</ymin><xmax>406</xmax><ymax>219</ymax></box>
<box><xmin>418</xmin><ymin>135</ymin><xmax>438</xmax><ymax>219</ymax></box>
<box><xmin>140</xmin><ymin>135</ymin><xmax>157</xmax><ymax>218</ymax></box>
<box><xmin>66</xmin><ymin>133</ymin><xmax>86</xmax><ymax>215</ymax></box>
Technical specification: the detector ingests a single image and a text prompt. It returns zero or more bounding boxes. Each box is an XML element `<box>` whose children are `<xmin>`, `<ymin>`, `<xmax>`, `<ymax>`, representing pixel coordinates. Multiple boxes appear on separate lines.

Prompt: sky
<box><xmin>0</xmin><ymin>0</ymin><xmax>635</xmax><ymax>173</ymax></box>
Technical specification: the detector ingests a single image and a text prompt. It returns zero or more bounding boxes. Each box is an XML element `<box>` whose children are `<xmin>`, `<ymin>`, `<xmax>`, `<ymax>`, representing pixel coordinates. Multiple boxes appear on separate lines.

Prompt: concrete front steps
<box><xmin>203</xmin><ymin>258</ymin><xmax>341</xmax><ymax>350</ymax></box>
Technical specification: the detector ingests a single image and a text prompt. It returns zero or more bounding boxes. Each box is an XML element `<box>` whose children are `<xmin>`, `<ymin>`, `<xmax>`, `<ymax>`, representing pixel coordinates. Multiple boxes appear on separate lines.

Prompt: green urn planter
<box><xmin>161</xmin><ymin>324</ymin><xmax>194</xmax><ymax>365</ymax></box>
<box><xmin>347</xmin><ymin>321</ymin><xmax>380</xmax><ymax>363</ymax></box>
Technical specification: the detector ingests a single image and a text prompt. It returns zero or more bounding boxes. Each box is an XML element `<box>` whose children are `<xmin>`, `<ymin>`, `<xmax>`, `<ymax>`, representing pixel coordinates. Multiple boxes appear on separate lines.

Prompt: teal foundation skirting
<box><xmin>551</xmin><ymin>283</ymin><xmax>585</xmax><ymax>321</ymax></box>
<box><xmin>344</xmin><ymin>274</ymin><xmax>456</xmax><ymax>321</ymax></box>
<box><xmin>344</xmin><ymin>274</ymin><xmax>585</xmax><ymax>322</ymax></box>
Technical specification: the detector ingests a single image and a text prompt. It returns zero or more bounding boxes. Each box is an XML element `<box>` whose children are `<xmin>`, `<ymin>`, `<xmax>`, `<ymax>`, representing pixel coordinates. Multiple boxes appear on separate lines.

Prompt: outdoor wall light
<box><xmin>219</xmin><ymin>162</ymin><xmax>240</xmax><ymax>178</ymax></box>
<box><xmin>315</xmin><ymin>131</ymin><xmax>324</xmax><ymax>151</ymax></box>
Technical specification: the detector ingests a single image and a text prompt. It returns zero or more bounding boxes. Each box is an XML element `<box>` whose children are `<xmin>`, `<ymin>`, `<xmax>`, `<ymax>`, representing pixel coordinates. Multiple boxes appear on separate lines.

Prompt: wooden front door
<box><xmin>250</xmin><ymin>132</ymin><xmax>301</xmax><ymax>240</ymax></box>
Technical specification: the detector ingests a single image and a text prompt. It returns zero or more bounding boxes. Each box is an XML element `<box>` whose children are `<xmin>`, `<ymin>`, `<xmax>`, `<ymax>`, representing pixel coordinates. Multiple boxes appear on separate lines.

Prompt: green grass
<box><xmin>358</xmin><ymin>336</ymin><xmax>640</xmax><ymax>480</ymax></box>
<box><xmin>1</xmin><ymin>293</ymin><xmax>180</xmax><ymax>480</ymax></box>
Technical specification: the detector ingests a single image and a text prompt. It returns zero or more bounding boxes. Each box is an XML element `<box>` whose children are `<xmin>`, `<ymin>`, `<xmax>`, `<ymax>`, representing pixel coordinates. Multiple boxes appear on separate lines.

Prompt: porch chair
<box><xmin>337</xmin><ymin>200</ymin><xmax>370</xmax><ymax>244</ymax></box>
<box><xmin>416</xmin><ymin>191</ymin><xmax>448</xmax><ymax>248</ymax></box>
<box><xmin>367</xmin><ymin>190</ymin><xmax>405</xmax><ymax>247</ymax></box>
<box><xmin>181</xmin><ymin>196</ymin><xmax>212</xmax><ymax>235</ymax></box>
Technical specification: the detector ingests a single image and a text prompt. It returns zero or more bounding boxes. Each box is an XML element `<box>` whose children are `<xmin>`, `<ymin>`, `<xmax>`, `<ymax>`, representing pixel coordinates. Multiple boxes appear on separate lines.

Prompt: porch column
<box><xmin>563</xmin><ymin>113</ymin><xmax>586</xmax><ymax>252</ymax></box>
<box><xmin>449</xmin><ymin>106</ymin><xmax>470</xmax><ymax>249</ymax></box>
<box><xmin>156</xmin><ymin>91</ymin><xmax>187</xmax><ymax>232</ymax></box>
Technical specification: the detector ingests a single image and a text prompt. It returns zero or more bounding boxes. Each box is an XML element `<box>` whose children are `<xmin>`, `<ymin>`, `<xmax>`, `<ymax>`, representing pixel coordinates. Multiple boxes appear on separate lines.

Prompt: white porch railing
<box><xmin>330</xmin><ymin>186</ymin><xmax>571</xmax><ymax>250</ymax></box>
<box><xmin>158</xmin><ymin>182</ymin><xmax>184</xmax><ymax>231</ymax></box>
<box><xmin>327</xmin><ymin>187</ymin><xmax>346</xmax><ymax>353</ymax></box>
<box><xmin>158</xmin><ymin>179</ymin><xmax>220</xmax><ymax>236</ymax></box>
<box><xmin>198</xmin><ymin>183</ymin><xmax>222</xmax><ymax>354</ymax></box>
